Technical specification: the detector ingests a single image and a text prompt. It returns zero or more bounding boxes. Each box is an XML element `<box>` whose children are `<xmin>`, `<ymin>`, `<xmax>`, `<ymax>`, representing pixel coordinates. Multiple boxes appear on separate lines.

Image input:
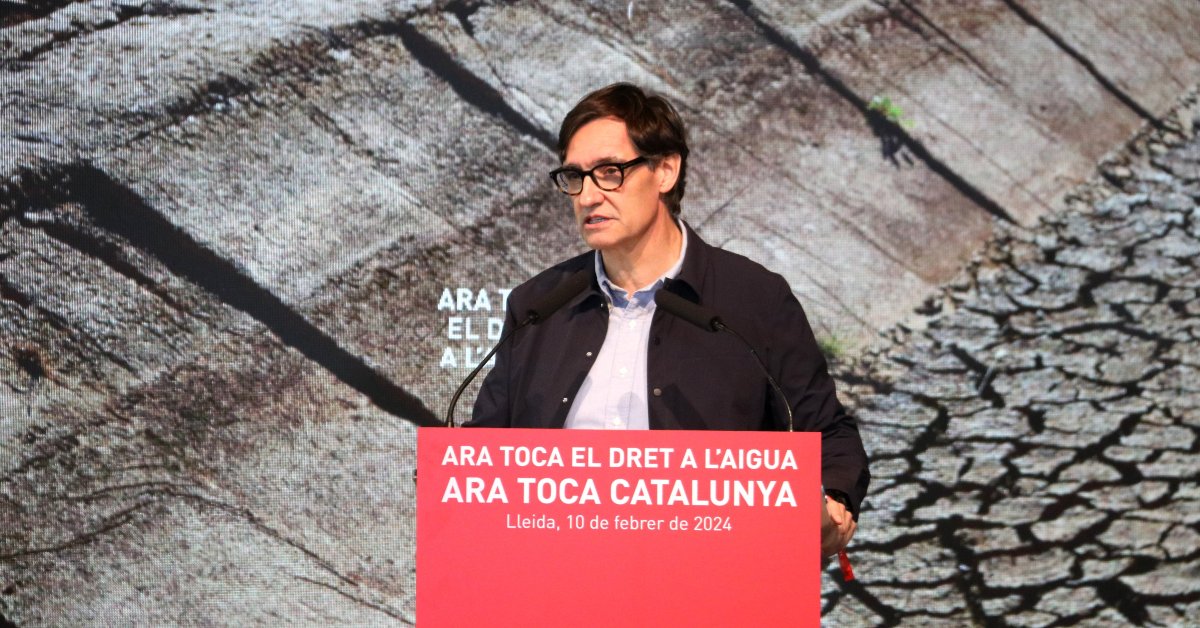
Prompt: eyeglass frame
<box><xmin>548</xmin><ymin>156</ymin><xmax>650</xmax><ymax>195</ymax></box>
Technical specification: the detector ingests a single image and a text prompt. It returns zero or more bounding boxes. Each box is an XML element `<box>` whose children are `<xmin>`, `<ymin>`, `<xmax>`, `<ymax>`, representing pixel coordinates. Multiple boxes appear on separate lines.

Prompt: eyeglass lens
<box><xmin>556</xmin><ymin>164</ymin><xmax>627</xmax><ymax>194</ymax></box>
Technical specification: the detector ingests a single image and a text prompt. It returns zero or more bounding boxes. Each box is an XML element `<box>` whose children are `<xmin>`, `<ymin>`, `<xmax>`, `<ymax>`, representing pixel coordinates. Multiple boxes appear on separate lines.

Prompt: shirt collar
<box><xmin>595</xmin><ymin>220</ymin><xmax>689</xmax><ymax>309</ymax></box>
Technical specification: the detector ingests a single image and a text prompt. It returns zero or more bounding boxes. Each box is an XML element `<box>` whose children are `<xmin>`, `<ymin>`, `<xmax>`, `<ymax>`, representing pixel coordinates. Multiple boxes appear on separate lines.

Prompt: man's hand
<box><xmin>820</xmin><ymin>495</ymin><xmax>856</xmax><ymax>557</ymax></box>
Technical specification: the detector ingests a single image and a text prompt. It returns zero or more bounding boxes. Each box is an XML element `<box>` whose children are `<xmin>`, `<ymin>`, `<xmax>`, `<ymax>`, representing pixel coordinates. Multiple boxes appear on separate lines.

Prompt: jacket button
<box><xmin>562</xmin><ymin>397</ymin><xmax>569</xmax><ymax>404</ymax></box>
<box><xmin>586</xmin><ymin>351</ymin><xmax>593</xmax><ymax>357</ymax></box>
<box><xmin>652</xmin><ymin>388</ymin><xmax>662</xmax><ymax>397</ymax></box>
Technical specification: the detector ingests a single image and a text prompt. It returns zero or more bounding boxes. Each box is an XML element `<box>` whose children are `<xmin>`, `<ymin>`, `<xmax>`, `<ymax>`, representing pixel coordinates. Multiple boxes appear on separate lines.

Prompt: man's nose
<box><xmin>577</xmin><ymin>175</ymin><xmax>604</xmax><ymax>206</ymax></box>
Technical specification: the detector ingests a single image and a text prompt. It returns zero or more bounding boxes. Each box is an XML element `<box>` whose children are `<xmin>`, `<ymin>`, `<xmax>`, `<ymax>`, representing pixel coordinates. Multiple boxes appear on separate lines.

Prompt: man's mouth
<box><xmin>585</xmin><ymin>216</ymin><xmax>609</xmax><ymax>225</ymax></box>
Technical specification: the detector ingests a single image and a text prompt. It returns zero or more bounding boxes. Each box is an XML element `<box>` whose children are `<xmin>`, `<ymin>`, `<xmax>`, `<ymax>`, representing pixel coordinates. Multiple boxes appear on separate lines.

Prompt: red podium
<box><xmin>416</xmin><ymin>428</ymin><xmax>822</xmax><ymax>627</ymax></box>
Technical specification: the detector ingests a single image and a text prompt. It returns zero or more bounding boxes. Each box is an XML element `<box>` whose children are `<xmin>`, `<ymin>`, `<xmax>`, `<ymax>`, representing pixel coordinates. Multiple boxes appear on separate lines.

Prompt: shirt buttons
<box><xmin>618</xmin><ymin>366</ymin><xmax>628</xmax><ymax>376</ymax></box>
<box><xmin>652</xmin><ymin>387</ymin><xmax>662</xmax><ymax>397</ymax></box>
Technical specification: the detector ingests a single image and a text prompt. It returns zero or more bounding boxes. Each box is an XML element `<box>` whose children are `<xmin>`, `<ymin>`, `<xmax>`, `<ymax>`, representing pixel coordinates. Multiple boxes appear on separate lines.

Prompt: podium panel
<box><xmin>417</xmin><ymin>428</ymin><xmax>821</xmax><ymax>627</ymax></box>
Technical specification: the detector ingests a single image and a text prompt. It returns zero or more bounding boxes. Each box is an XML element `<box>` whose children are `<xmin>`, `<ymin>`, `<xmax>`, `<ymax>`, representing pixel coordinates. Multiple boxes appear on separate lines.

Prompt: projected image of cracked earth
<box><xmin>2</xmin><ymin>0</ymin><xmax>1199</xmax><ymax>625</ymax></box>
<box><xmin>830</xmin><ymin>132</ymin><xmax>1200</xmax><ymax>626</ymax></box>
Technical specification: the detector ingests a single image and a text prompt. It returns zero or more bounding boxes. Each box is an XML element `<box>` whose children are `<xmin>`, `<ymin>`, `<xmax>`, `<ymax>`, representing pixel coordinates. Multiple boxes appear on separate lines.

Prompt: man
<box><xmin>469</xmin><ymin>83</ymin><xmax>868</xmax><ymax>556</ymax></box>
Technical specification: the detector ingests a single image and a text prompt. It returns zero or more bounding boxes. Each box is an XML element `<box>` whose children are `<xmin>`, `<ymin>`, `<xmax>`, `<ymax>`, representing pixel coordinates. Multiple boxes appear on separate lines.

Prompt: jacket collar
<box><xmin>665</xmin><ymin>220</ymin><xmax>710</xmax><ymax>303</ymax></box>
<box><xmin>564</xmin><ymin>218</ymin><xmax>711</xmax><ymax>311</ymax></box>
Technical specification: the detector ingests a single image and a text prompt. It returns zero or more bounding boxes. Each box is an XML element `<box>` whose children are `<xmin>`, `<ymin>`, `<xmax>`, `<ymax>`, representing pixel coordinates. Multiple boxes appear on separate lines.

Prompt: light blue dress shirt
<box><xmin>565</xmin><ymin>225</ymin><xmax>688</xmax><ymax>429</ymax></box>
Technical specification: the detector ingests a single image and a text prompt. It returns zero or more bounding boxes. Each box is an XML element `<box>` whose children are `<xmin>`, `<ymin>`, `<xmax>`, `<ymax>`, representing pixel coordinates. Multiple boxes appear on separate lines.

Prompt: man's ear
<box><xmin>655</xmin><ymin>154</ymin><xmax>681</xmax><ymax>194</ymax></box>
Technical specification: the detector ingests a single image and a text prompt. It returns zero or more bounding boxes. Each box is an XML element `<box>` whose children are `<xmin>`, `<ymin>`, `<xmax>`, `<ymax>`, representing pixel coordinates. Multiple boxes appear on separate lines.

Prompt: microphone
<box><xmin>653</xmin><ymin>288</ymin><xmax>724</xmax><ymax>332</ymax></box>
<box><xmin>523</xmin><ymin>268</ymin><xmax>593</xmax><ymax>324</ymax></box>
<box><xmin>444</xmin><ymin>269</ymin><xmax>592</xmax><ymax>427</ymax></box>
<box><xmin>656</xmin><ymin>287</ymin><xmax>855</xmax><ymax>578</ymax></box>
<box><xmin>653</xmin><ymin>288</ymin><xmax>794</xmax><ymax>432</ymax></box>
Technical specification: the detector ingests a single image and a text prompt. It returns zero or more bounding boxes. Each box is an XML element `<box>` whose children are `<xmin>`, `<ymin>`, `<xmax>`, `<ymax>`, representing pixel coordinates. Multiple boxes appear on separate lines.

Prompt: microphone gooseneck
<box><xmin>657</xmin><ymin>287</ymin><xmax>853</xmax><ymax>576</ymax></box>
<box><xmin>653</xmin><ymin>288</ymin><xmax>795</xmax><ymax>432</ymax></box>
<box><xmin>444</xmin><ymin>269</ymin><xmax>592</xmax><ymax>427</ymax></box>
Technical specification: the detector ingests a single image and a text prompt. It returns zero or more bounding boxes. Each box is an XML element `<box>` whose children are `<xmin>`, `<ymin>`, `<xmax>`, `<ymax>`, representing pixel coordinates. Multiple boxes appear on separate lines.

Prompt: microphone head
<box><xmin>654</xmin><ymin>288</ymin><xmax>722</xmax><ymax>332</ymax></box>
<box><xmin>525</xmin><ymin>269</ymin><xmax>592</xmax><ymax>324</ymax></box>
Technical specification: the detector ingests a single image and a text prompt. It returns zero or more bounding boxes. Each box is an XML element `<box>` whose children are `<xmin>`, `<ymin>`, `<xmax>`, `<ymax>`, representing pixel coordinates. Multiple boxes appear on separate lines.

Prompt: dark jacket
<box><xmin>469</xmin><ymin>224</ymin><xmax>869</xmax><ymax>516</ymax></box>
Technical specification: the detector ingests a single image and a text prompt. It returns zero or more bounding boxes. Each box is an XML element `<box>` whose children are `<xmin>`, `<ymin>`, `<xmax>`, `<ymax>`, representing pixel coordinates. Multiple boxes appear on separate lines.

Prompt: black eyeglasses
<box><xmin>549</xmin><ymin>157</ymin><xmax>649</xmax><ymax>195</ymax></box>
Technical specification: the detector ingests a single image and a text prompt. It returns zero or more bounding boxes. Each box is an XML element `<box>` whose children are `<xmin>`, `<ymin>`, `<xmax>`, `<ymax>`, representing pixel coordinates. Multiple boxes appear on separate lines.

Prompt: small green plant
<box><xmin>817</xmin><ymin>333</ymin><xmax>847</xmax><ymax>362</ymax></box>
<box><xmin>868</xmin><ymin>95</ymin><xmax>913</xmax><ymax>129</ymax></box>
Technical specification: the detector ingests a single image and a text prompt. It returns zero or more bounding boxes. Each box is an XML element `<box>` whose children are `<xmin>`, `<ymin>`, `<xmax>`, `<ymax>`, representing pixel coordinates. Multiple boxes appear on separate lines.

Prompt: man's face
<box><xmin>562</xmin><ymin>117</ymin><xmax>669</xmax><ymax>254</ymax></box>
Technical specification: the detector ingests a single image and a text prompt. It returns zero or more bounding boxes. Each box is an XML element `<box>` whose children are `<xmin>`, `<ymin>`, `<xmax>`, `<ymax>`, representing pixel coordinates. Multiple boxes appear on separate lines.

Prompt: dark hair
<box><xmin>557</xmin><ymin>83</ymin><xmax>689</xmax><ymax>216</ymax></box>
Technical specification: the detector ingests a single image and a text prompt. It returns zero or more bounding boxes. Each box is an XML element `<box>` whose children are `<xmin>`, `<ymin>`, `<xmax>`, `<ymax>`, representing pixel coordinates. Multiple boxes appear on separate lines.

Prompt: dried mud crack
<box><xmin>826</xmin><ymin>120</ymin><xmax>1200</xmax><ymax>625</ymax></box>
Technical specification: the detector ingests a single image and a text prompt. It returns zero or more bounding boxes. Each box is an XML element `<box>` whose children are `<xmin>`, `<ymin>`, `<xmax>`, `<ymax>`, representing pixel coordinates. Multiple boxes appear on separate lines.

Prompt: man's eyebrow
<box><xmin>563</xmin><ymin>155</ymin><xmax>625</xmax><ymax>170</ymax></box>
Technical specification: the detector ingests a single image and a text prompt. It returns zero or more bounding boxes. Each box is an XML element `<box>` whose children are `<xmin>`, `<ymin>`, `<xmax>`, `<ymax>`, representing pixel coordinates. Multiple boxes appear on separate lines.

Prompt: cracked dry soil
<box><xmin>824</xmin><ymin>130</ymin><xmax>1200</xmax><ymax>625</ymax></box>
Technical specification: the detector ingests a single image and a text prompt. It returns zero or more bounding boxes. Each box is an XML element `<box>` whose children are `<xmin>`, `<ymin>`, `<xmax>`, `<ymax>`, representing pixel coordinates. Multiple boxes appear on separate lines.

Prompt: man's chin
<box><xmin>580</xmin><ymin>230</ymin><xmax>614</xmax><ymax>251</ymax></box>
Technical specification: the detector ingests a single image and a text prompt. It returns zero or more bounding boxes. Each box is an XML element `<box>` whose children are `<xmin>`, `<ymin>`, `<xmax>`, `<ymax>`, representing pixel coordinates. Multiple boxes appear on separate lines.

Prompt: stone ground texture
<box><xmin>825</xmin><ymin>116</ymin><xmax>1200</xmax><ymax>626</ymax></box>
